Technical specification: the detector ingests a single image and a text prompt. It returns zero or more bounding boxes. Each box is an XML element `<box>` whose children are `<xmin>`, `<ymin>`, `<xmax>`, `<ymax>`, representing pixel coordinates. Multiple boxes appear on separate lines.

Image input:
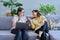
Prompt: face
<box><xmin>32</xmin><ymin>11</ymin><xmax>37</xmax><ymax>17</ymax></box>
<box><xmin>18</xmin><ymin>10</ymin><xmax>24</xmax><ymax>16</ymax></box>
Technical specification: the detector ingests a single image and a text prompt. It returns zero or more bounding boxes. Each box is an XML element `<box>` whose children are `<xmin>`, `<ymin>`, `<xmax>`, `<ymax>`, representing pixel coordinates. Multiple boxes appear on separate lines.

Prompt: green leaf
<box><xmin>3</xmin><ymin>2</ymin><xmax>8</xmax><ymax>7</ymax></box>
<box><xmin>15</xmin><ymin>2</ymin><xmax>23</xmax><ymax>7</ymax></box>
<box><xmin>39</xmin><ymin>4</ymin><xmax>56</xmax><ymax>15</ymax></box>
<box><xmin>11</xmin><ymin>9</ymin><xmax>17</xmax><ymax>15</ymax></box>
<box><xmin>0</xmin><ymin>0</ymin><xmax>23</xmax><ymax>15</ymax></box>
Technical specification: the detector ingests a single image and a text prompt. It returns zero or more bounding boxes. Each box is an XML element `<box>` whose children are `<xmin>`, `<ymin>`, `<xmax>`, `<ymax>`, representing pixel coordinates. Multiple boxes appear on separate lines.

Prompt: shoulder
<box><xmin>40</xmin><ymin>15</ymin><xmax>45</xmax><ymax>18</ymax></box>
<box><xmin>12</xmin><ymin>15</ymin><xmax>18</xmax><ymax>22</ymax></box>
<box><xmin>39</xmin><ymin>15</ymin><xmax>46</xmax><ymax>19</ymax></box>
<box><xmin>41</xmin><ymin>15</ymin><xmax>47</xmax><ymax>21</ymax></box>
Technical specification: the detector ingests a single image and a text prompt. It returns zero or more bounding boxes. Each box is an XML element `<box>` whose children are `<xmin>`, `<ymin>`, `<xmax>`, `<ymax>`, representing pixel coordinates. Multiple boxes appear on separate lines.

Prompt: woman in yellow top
<box><xmin>28</xmin><ymin>10</ymin><xmax>49</xmax><ymax>40</ymax></box>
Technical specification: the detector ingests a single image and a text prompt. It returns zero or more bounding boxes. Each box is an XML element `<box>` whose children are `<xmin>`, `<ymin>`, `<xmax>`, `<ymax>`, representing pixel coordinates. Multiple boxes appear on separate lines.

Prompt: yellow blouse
<box><xmin>31</xmin><ymin>15</ymin><xmax>47</xmax><ymax>31</ymax></box>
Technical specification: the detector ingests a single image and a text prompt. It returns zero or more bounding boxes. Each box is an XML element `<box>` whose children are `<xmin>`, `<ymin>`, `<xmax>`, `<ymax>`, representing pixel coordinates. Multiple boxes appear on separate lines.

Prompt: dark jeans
<box><xmin>35</xmin><ymin>21</ymin><xmax>49</xmax><ymax>40</ymax></box>
<box><xmin>36</xmin><ymin>32</ymin><xmax>47</xmax><ymax>40</ymax></box>
<box><xmin>41</xmin><ymin>32</ymin><xmax>47</xmax><ymax>40</ymax></box>
<box><xmin>14</xmin><ymin>29</ymin><xmax>28</xmax><ymax>40</ymax></box>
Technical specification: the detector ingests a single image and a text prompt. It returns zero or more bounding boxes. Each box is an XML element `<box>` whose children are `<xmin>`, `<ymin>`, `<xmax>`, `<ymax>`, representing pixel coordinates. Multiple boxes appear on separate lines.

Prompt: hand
<box><xmin>29</xmin><ymin>24</ymin><xmax>31</xmax><ymax>26</ymax></box>
<box><xmin>27</xmin><ymin>17</ymin><xmax>32</xmax><ymax>22</ymax></box>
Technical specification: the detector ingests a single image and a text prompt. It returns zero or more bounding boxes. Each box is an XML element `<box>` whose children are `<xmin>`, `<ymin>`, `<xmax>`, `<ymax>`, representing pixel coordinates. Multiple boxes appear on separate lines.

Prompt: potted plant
<box><xmin>39</xmin><ymin>4</ymin><xmax>56</xmax><ymax>15</ymax></box>
<box><xmin>39</xmin><ymin>4</ymin><xmax>56</xmax><ymax>29</ymax></box>
<box><xmin>0</xmin><ymin>0</ymin><xmax>23</xmax><ymax>16</ymax></box>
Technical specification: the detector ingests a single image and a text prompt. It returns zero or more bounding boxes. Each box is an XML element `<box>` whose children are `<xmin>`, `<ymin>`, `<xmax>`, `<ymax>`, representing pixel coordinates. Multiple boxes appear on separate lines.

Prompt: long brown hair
<box><xmin>32</xmin><ymin>10</ymin><xmax>41</xmax><ymax>17</ymax></box>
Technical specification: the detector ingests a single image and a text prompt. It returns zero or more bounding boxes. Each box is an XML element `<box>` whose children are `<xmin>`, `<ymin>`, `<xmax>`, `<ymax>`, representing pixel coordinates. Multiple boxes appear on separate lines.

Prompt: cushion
<box><xmin>0</xmin><ymin>16</ymin><xmax>12</xmax><ymax>30</ymax></box>
<box><xmin>0</xmin><ymin>30</ymin><xmax>38</xmax><ymax>40</ymax></box>
<box><xmin>49</xmin><ymin>30</ymin><xmax>60</xmax><ymax>40</ymax></box>
<box><xmin>0</xmin><ymin>30</ymin><xmax>15</xmax><ymax>40</ymax></box>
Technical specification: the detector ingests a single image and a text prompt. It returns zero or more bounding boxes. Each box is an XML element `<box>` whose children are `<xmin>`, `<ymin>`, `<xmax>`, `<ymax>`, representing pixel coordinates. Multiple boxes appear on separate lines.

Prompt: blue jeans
<box><xmin>22</xmin><ymin>30</ymin><xmax>29</xmax><ymax>40</ymax></box>
<box><xmin>35</xmin><ymin>21</ymin><xmax>49</xmax><ymax>40</ymax></box>
<box><xmin>14</xmin><ymin>29</ymin><xmax>28</xmax><ymax>40</ymax></box>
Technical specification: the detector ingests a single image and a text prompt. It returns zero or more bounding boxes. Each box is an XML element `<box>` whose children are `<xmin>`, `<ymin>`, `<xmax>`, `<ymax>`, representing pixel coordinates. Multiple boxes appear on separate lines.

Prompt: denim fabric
<box><xmin>14</xmin><ymin>30</ymin><xmax>22</xmax><ymax>40</ymax></box>
<box><xmin>22</xmin><ymin>30</ymin><xmax>29</xmax><ymax>40</ymax></box>
<box><xmin>14</xmin><ymin>29</ymin><xmax>28</xmax><ymax>40</ymax></box>
<box><xmin>41</xmin><ymin>32</ymin><xmax>47</xmax><ymax>40</ymax></box>
<box><xmin>42</xmin><ymin>21</ymin><xmax>49</xmax><ymax>33</ymax></box>
<box><xmin>35</xmin><ymin>21</ymin><xmax>49</xmax><ymax>34</ymax></box>
<box><xmin>35</xmin><ymin>21</ymin><xmax>49</xmax><ymax>40</ymax></box>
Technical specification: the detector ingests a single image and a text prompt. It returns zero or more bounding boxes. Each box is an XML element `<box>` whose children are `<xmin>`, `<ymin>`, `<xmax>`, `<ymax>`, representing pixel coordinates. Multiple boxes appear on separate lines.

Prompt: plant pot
<box><xmin>6</xmin><ymin>12</ymin><xmax>14</xmax><ymax>16</ymax></box>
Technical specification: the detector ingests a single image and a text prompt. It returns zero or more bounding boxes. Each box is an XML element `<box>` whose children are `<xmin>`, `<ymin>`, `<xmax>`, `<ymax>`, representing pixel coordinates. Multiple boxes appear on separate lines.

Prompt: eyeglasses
<box><xmin>21</xmin><ymin>12</ymin><xmax>24</xmax><ymax>13</ymax></box>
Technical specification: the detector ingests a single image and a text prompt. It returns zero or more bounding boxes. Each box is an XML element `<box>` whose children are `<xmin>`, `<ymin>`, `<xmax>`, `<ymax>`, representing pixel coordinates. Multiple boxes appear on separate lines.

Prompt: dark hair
<box><xmin>32</xmin><ymin>10</ymin><xmax>41</xmax><ymax>17</ymax></box>
<box><xmin>17</xmin><ymin>7</ymin><xmax>24</xmax><ymax>15</ymax></box>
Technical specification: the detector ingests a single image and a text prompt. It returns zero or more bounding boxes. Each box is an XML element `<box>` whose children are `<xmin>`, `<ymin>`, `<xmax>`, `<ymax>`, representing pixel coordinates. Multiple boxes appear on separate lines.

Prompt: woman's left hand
<box><xmin>27</xmin><ymin>17</ymin><xmax>32</xmax><ymax>22</ymax></box>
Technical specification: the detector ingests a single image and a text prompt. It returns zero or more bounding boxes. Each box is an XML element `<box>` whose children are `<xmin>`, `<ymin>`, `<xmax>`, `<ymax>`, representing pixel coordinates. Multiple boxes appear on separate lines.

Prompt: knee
<box><xmin>25</xmin><ymin>31</ymin><xmax>28</xmax><ymax>34</ymax></box>
<box><xmin>24</xmin><ymin>30</ymin><xmax>28</xmax><ymax>36</ymax></box>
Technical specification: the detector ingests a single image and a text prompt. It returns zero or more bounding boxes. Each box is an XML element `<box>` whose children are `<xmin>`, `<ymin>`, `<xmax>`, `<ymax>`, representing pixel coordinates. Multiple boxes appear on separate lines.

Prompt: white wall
<box><xmin>0</xmin><ymin>0</ymin><xmax>60</xmax><ymax>16</ymax></box>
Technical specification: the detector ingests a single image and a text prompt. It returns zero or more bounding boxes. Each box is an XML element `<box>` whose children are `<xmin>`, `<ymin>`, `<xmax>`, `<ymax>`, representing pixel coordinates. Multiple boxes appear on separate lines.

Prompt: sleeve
<box><xmin>12</xmin><ymin>16</ymin><xmax>18</xmax><ymax>22</ymax></box>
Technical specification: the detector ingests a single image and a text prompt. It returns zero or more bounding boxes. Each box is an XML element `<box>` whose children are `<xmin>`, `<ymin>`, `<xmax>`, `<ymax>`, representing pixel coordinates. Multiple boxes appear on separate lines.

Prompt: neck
<box><xmin>18</xmin><ymin>15</ymin><xmax>23</xmax><ymax>18</ymax></box>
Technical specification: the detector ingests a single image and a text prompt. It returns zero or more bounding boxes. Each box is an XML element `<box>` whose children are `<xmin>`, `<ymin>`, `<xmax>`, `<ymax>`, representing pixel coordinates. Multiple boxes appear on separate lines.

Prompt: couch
<box><xmin>0</xmin><ymin>16</ymin><xmax>49</xmax><ymax>40</ymax></box>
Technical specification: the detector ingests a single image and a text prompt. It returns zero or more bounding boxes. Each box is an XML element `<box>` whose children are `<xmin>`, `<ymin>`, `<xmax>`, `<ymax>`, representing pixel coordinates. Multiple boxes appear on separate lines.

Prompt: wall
<box><xmin>0</xmin><ymin>0</ymin><xmax>60</xmax><ymax>17</ymax></box>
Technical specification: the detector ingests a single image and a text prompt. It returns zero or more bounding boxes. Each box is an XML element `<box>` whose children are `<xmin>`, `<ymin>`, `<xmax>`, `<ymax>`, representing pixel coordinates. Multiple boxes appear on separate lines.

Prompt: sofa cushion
<box><xmin>49</xmin><ymin>30</ymin><xmax>60</xmax><ymax>40</ymax></box>
<box><xmin>0</xmin><ymin>30</ymin><xmax>15</xmax><ymax>40</ymax></box>
<box><xmin>0</xmin><ymin>30</ymin><xmax>38</xmax><ymax>40</ymax></box>
<box><xmin>0</xmin><ymin>16</ymin><xmax>12</xmax><ymax>30</ymax></box>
